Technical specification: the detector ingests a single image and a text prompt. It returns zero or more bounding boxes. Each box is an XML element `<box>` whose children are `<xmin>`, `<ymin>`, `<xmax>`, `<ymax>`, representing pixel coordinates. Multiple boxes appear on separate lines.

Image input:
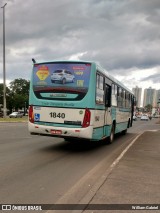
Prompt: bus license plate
<box><xmin>51</xmin><ymin>130</ymin><xmax>62</xmax><ymax>135</ymax></box>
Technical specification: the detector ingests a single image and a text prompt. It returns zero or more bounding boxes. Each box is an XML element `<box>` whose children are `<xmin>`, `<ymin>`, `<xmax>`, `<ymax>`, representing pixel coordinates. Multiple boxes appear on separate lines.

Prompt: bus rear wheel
<box><xmin>122</xmin><ymin>129</ymin><xmax>127</xmax><ymax>135</ymax></box>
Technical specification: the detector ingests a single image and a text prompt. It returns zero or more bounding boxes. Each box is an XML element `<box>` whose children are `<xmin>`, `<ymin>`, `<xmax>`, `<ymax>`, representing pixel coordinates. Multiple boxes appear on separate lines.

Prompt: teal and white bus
<box><xmin>28</xmin><ymin>60</ymin><xmax>134</xmax><ymax>143</ymax></box>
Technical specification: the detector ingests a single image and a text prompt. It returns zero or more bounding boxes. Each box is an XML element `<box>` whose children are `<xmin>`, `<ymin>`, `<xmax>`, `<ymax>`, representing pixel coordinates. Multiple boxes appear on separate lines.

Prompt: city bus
<box><xmin>28</xmin><ymin>60</ymin><xmax>134</xmax><ymax>143</ymax></box>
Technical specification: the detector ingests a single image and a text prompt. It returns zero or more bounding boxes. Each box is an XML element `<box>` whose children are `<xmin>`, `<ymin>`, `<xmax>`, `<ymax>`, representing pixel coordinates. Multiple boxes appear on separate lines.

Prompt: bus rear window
<box><xmin>32</xmin><ymin>62</ymin><xmax>91</xmax><ymax>101</ymax></box>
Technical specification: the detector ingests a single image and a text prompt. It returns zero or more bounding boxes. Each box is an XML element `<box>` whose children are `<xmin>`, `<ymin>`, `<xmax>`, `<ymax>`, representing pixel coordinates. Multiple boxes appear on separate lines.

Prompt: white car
<box><xmin>51</xmin><ymin>69</ymin><xmax>75</xmax><ymax>84</ymax></box>
<box><xmin>133</xmin><ymin>115</ymin><xmax>137</xmax><ymax>121</ymax></box>
<box><xmin>141</xmin><ymin>115</ymin><xmax>149</xmax><ymax>121</ymax></box>
<box><xmin>9</xmin><ymin>112</ymin><xmax>23</xmax><ymax>118</ymax></box>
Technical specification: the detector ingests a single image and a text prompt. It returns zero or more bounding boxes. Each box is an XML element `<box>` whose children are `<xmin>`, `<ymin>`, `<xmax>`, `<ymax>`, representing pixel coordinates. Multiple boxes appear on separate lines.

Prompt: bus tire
<box><xmin>122</xmin><ymin>120</ymin><xmax>130</xmax><ymax>135</ymax></box>
<box><xmin>108</xmin><ymin>124</ymin><xmax>115</xmax><ymax>144</ymax></box>
<box><xmin>122</xmin><ymin>129</ymin><xmax>127</xmax><ymax>135</ymax></box>
<box><xmin>127</xmin><ymin>119</ymin><xmax>131</xmax><ymax>128</ymax></box>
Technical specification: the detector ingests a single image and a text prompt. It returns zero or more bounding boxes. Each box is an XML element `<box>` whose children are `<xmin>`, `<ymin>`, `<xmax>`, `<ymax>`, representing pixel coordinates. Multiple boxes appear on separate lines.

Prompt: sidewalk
<box><xmin>86</xmin><ymin>130</ymin><xmax>160</xmax><ymax>211</ymax></box>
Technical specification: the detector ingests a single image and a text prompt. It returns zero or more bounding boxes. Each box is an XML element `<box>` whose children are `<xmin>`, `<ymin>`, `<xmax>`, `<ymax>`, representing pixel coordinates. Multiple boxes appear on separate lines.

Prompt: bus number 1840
<box><xmin>49</xmin><ymin>112</ymin><xmax>65</xmax><ymax>119</ymax></box>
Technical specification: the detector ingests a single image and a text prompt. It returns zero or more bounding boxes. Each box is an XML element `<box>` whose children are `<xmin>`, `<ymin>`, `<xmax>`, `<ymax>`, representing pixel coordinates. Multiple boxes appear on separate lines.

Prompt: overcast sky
<box><xmin>0</xmin><ymin>0</ymin><xmax>160</xmax><ymax>91</ymax></box>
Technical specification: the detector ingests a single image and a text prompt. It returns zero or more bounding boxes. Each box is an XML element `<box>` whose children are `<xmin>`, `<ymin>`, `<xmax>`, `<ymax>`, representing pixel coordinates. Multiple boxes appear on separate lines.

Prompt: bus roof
<box><xmin>33</xmin><ymin>60</ymin><xmax>133</xmax><ymax>95</ymax></box>
<box><xmin>96</xmin><ymin>64</ymin><xmax>134</xmax><ymax>95</ymax></box>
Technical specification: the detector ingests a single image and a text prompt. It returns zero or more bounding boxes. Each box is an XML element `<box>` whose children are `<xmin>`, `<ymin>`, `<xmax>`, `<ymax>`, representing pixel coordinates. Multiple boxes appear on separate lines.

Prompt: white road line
<box><xmin>45</xmin><ymin>132</ymin><xmax>146</xmax><ymax>213</ymax></box>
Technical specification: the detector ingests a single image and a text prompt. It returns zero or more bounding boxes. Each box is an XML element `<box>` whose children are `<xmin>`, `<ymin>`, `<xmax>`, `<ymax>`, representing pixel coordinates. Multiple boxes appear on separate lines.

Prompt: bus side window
<box><xmin>117</xmin><ymin>87</ymin><xmax>122</xmax><ymax>107</ymax></box>
<box><xmin>129</xmin><ymin>94</ymin><xmax>131</xmax><ymax>107</ymax></box>
<box><xmin>112</xmin><ymin>84</ymin><xmax>117</xmax><ymax>106</ymax></box>
<box><xmin>105</xmin><ymin>84</ymin><xmax>111</xmax><ymax>107</ymax></box>
<box><xmin>123</xmin><ymin>90</ymin><xmax>126</xmax><ymax>108</ymax></box>
<box><xmin>96</xmin><ymin>73</ymin><xmax>104</xmax><ymax>104</ymax></box>
<box><xmin>126</xmin><ymin>92</ymin><xmax>129</xmax><ymax>108</ymax></box>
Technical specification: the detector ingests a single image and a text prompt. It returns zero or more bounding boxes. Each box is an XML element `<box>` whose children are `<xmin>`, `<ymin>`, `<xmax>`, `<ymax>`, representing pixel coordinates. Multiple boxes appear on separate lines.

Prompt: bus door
<box><xmin>104</xmin><ymin>84</ymin><xmax>112</xmax><ymax>136</ymax></box>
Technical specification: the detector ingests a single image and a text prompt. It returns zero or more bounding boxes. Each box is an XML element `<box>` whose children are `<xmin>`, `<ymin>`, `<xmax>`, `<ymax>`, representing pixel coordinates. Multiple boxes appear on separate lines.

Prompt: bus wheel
<box><xmin>122</xmin><ymin>129</ymin><xmax>127</xmax><ymax>135</ymax></box>
<box><xmin>108</xmin><ymin>124</ymin><xmax>115</xmax><ymax>144</ymax></box>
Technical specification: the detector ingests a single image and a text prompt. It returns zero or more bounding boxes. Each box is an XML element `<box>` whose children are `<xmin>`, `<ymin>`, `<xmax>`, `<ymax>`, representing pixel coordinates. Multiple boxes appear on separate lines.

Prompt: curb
<box><xmin>48</xmin><ymin>132</ymin><xmax>145</xmax><ymax>213</ymax></box>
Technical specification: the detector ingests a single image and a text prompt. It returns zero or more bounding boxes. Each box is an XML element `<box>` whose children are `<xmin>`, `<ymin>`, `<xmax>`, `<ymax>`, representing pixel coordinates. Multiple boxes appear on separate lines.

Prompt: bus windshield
<box><xmin>33</xmin><ymin>62</ymin><xmax>91</xmax><ymax>101</ymax></box>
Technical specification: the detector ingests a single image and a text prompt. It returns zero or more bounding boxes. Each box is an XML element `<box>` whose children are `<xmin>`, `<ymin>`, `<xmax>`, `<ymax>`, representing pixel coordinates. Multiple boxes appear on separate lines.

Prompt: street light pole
<box><xmin>1</xmin><ymin>3</ymin><xmax>7</xmax><ymax>118</ymax></box>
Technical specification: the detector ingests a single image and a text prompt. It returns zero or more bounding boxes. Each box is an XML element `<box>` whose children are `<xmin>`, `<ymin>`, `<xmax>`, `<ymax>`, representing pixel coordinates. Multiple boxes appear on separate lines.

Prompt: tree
<box><xmin>0</xmin><ymin>83</ymin><xmax>11</xmax><ymax>112</ymax></box>
<box><xmin>0</xmin><ymin>84</ymin><xmax>3</xmax><ymax>106</ymax></box>
<box><xmin>145</xmin><ymin>104</ymin><xmax>152</xmax><ymax>113</ymax></box>
<box><xmin>9</xmin><ymin>78</ymin><xmax>30</xmax><ymax>95</ymax></box>
<box><xmin>9</xmin><ymin>78</ymin><xmax>30</xmax><ymax>112</ymax></box>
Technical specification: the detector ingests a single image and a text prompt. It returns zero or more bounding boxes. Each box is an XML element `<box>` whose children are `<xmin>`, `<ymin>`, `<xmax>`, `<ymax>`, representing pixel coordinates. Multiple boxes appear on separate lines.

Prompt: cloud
<box><xmin>141</xmin><ymin>72</ymin><xmax>160</xmax><ymax>84</ymax></box>
<box><xmin>0</xmin><ymin>0</ymin><xmax>160</xmax><ymax>90</ymax></box>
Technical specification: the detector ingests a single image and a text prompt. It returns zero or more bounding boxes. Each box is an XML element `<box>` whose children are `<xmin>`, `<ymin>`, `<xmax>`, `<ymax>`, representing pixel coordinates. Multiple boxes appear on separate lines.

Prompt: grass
<box><xmin>0</xmin><ymin>116</ymin><xmax>28</xmax><ymax>122</ymax></box>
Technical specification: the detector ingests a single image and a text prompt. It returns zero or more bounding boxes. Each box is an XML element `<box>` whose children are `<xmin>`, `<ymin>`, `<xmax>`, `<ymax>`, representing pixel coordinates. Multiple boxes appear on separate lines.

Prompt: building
<box><xmin>132</xmin><ymin>86</ymin><xmax>142</xmax><ymax>108</ymax></box>
<box><xmin>156</xmin><ymin>89</ymin><xmax>160</xmax><ymax>104</ymax></box>
<box><xmin>143</xmin><ymin>87</ymin><xmax>157</xmax><ymax>108</ymax></box>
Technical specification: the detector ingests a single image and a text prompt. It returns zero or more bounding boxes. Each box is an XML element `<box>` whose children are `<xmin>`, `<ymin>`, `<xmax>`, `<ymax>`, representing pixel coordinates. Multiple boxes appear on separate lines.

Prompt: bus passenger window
<box><xmin>112</xmin><ymin>84</ymin><xmax>117</xmax><ymax>106</ymax></box>
<box><xmin>117</xmin><ymin>87</ymin><xmax>122</xmax><ymax>107</ymax></box>
<box><xmin>99</xmin><ymin>76</ymin><xmax>104</xmax><ymax>90</ymax></box>
<box><xmin>126</xmin><ymin>92</ymin><xmax>129</xmax><ymax>108</ymax></box>
<box><xmin>96</xmin><ymin>74</ymin><xmax>100</xmax><ymax>88</ymax></box>
<box><xmin>96</xmin><ymin>73</ymin><xmax>104</xmax><ymax>104</ymax></box>
<box><xmin>123</xmin><ymin>90</ymin><xmax>126</xmax><ymax>108</ymax></box>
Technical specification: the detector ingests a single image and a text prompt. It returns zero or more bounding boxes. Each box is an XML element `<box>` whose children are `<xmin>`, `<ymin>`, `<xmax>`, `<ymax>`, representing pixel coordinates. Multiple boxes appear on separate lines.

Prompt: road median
<box><xmin>0</xmin><ymin>117</ymin><xmax>28</xmax><ymax>122</ymax></box>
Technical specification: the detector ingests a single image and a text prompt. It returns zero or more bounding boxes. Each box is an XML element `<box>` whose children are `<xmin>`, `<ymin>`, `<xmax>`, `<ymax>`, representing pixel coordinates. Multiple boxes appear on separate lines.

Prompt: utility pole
<box><xmin>1</xmin><ymin>3</ymin><xmax>7</xmax><ymax>118</ymax></box>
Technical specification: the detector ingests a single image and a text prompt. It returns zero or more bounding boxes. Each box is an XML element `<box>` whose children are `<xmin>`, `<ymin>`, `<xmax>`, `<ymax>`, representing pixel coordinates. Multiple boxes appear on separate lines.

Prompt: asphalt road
<box><xmin>0</xmin><ymin>119</ymin><xmax>159</xmax><ymax>206</ymax></box>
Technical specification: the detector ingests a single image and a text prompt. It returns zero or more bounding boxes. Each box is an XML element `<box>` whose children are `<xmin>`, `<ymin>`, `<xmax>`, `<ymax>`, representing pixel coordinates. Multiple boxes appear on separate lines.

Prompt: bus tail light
<box><xmin>29</xmin><ymin>105</ymin><xmax>34</xmax><ymax>123</ymax></box>
<box><xmin>82</xmin><ymin>108</ymin><xmax>91</xmax><ymax>128</ymax></box>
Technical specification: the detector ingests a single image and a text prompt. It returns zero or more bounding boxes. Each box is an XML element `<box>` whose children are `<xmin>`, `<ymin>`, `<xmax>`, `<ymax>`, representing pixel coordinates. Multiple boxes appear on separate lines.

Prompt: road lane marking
<box><xmin>45</xmin><ymin>133</ymin><xmax>144</xmax><ymax>213</ymax></box>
